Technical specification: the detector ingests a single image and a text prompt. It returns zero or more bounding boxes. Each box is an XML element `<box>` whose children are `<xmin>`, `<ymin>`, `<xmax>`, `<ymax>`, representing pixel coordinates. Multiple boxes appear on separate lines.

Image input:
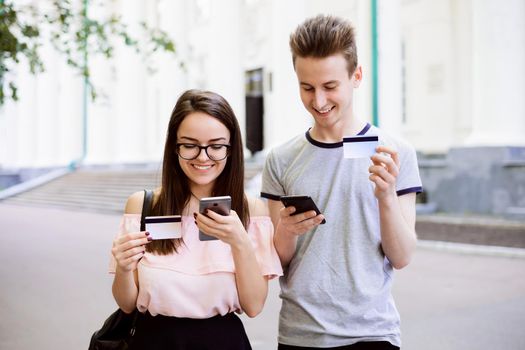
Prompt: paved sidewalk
<box><xmin>1</xmin><ymin>203</ymin><xmax>524</xmax><ymax>350</ymax></box>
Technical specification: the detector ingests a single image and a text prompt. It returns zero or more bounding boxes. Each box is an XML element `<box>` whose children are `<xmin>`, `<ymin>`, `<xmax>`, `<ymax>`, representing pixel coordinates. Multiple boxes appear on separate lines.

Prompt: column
<box><xmin>466</xmin><ymin>0</ymin><xmax>525</xmax><ymax>146</ymax></box>
<box><xmin>377</xmin><ymin>0</ymin><xmax>402</xmax><ymax>135</ymax></box>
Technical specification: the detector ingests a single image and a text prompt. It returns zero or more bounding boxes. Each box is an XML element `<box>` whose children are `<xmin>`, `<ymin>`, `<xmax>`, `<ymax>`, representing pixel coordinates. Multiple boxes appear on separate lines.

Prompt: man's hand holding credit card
<box><xmin>343</xmin><ymin>135</ymin><xmax>379</xmax><ymax>159</ymax></box>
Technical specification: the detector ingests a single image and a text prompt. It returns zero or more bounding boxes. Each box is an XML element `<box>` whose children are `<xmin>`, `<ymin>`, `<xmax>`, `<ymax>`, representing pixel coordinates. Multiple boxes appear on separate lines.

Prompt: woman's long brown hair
<box><xmin>147</xmin><ymin>89</ymin><xmax>249</xmax><ymax>255</ymax></box>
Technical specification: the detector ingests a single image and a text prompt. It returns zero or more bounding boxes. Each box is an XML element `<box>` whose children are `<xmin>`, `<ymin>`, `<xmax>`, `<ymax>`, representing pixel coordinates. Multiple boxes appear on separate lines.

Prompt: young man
<box><xmin>261</xmin><ymin>15</ymin><xmax>422</xmax><ymax>349</ymax></box>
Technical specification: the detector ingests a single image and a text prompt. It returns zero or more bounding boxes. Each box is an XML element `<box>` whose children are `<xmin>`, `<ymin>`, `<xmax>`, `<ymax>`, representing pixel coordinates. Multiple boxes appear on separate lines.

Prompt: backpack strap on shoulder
<box><xmin>140</xmin><ymin>189</ymin><xmax>154</xmax><ymax>231</ymax></box>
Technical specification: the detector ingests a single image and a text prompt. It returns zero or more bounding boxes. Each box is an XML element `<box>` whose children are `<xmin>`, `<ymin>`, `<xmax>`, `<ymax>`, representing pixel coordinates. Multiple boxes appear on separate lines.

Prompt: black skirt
<box><xmin>129</xmin><ymin>311</ymin><xmax>252</xmax><ymax>350</ymax></box>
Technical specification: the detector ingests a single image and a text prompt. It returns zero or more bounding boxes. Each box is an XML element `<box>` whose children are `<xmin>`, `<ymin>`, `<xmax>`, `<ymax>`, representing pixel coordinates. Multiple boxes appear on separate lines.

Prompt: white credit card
<box><xmin>145</xmin><ymin>215</ymin><xmax>182</xmax><ymax>240</ymax></box>
<box><xmin>343</xmin><ymin>135</ymin><xmax>379</xmax><ymax>159</ymax></box>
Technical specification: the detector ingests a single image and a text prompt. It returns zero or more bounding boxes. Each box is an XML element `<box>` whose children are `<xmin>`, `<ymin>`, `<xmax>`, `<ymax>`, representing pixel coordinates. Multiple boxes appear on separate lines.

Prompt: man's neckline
<box><xmin>305</xmin><ymin>123</ymin><xmax>371</xmax><ymax>148</ymax></box>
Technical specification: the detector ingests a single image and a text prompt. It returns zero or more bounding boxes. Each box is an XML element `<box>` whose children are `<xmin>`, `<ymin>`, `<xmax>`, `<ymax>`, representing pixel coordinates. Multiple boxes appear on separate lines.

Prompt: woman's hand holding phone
<box><xmin>196</xmin><ymin>195</ymin><xmax>247</xmax><ymax>244</ymax></box>
<box><xmin>195</xmin><ymin>209</ymin><xmax>249</xmax><ymax>247</ymax></box>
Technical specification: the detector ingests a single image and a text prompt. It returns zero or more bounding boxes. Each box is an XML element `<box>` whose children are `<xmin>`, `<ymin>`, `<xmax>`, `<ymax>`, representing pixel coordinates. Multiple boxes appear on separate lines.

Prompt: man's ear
<box><xmin>352</xmin><ymin>66</ymin><xmax>363</xmax><ymax>88</ymax></box>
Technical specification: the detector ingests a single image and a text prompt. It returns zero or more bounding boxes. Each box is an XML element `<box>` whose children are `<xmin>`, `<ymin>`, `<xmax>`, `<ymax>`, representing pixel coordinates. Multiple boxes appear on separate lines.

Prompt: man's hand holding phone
<box><xmin>278</xmin><ymin>195</ymin><xmax>325</xmax><ymax>237</ymax></box>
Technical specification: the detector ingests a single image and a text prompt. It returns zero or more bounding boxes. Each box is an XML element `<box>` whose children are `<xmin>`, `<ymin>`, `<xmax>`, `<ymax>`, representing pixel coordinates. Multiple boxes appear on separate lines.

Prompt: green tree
<box><xmin>0</xmin><ymin>0</ymin><xmax>177</xmax><ymax>105</ymax></box>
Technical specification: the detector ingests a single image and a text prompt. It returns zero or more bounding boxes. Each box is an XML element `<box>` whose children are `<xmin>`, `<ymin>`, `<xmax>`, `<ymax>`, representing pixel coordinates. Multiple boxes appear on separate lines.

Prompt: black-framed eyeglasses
<box><xmin>176</xmin><ymin>143</ymin><xmax>231</xmax><ymax>161</ymax></box>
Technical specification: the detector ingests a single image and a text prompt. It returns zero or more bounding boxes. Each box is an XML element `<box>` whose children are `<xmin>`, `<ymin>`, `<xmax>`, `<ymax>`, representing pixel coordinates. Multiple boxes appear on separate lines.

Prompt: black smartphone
<box><xmin>280</xmin><ymin>195</ymin><xmax>326</xmax><ymax>224</ymax></box>
<box><xmin>198</xmin><ymin>195</ymin><xmax>232</xmax><ymax>241</ymax></box>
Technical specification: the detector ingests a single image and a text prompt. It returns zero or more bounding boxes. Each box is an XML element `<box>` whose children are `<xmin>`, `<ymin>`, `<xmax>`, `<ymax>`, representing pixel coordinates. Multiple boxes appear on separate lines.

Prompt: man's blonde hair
<box><xmin>289</xmin><ymin>15</ymin><xmax>358</xmax><ymax>76</ymax></box>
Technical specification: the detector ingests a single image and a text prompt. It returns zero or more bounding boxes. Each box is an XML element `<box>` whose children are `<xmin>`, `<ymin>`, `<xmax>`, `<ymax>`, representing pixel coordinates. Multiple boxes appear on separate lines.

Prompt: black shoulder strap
<box><xmin>140</xmin><ymin>189</ymin><xmax>154</xmax><ymax>231</ymax></box>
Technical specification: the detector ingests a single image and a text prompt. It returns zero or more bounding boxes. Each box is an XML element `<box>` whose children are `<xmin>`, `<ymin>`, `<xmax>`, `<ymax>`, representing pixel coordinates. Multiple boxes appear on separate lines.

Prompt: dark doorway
<box><xmin>245</xmin><ymin>68</ymin><xmax>264</xmax><ymax>154</ymax></box>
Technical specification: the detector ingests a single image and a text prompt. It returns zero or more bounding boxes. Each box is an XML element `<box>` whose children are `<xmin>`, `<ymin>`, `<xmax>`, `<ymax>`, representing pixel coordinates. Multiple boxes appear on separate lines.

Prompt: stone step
<box><xmin>5</xmin><ymin>196</ymin><xmax>125</xmax><ymax>213</ymax></box>
<box><xmin>1</xmin><ymin>164</ymin><xmax>264</xmax><ymax>214</ymax></box>
<box><xmin>416</xmin><ymin>214</ymin><xmax>525</xmax><ymax>248</ymax></box>
<box><xmin>1</xmin><ymin>168</ymin><xmax>160</xmax><ymax>213</ymax></box>
<box><xmin>6</xmin><ymin>192</ymin><xmax>129</xmax><ymax>206</ymax></box>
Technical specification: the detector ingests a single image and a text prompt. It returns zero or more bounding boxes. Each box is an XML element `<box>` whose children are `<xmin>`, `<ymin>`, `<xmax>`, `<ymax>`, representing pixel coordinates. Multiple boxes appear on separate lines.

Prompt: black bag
<box><xmin>88</xmin><ymin>309</ymin><xmax>138</xmax><ymax>350</ymax></box>
<box><xmin>88</xmin><ymin>190</ymin><xmax>153</xmax><ymax>350</ymax></box>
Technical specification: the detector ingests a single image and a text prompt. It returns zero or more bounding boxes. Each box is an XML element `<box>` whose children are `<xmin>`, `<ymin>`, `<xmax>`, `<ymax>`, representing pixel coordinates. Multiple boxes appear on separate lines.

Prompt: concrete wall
<box><xmin>419</xmin><ymin>147</ymin><xmax>525</xmax><ymax>216</ymax></box>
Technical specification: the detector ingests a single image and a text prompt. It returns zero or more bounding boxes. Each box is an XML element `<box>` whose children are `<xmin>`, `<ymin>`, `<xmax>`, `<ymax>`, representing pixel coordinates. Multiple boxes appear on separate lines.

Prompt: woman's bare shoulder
<box><xmin>124</xmin><ymin>191</ymin><xmax>145</xmax><ymax>214</ymax></box>
<box><xmin>125</xmin><ymin>188</ymin><xmax>161</xmax><ymax>214</ymax></box>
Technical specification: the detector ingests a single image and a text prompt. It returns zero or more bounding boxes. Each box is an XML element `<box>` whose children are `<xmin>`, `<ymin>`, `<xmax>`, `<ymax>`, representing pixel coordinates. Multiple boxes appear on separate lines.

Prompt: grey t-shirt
<box><xmin>261</xmin><ymin>124</ymin><xmax>422</xmax><ymax>348</ymax></box>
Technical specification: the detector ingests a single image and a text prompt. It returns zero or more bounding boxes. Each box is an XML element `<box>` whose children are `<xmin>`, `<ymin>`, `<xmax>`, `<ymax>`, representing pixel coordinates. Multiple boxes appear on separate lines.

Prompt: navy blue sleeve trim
<box><xmin>357</xmin><ymin>122</ymin><xmax>371</xmax><ymax>135</ymax></box>
<box><xmin>397</xmin><ymin>186</ymin><xmax>423</xmax><ymax>196</ymax></box>
<box><xmin>260</xmin><ymin>192</ymin><xmax>282</xmax><ymax>201</ymax></box>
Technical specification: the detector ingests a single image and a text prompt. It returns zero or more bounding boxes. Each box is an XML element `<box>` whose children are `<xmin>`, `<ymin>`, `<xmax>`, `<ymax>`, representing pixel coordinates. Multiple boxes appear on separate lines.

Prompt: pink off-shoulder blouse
<box><xmin>109</xmin><ymin>214</ymin><xmax>283</xmax><ymax>318</ymax></box>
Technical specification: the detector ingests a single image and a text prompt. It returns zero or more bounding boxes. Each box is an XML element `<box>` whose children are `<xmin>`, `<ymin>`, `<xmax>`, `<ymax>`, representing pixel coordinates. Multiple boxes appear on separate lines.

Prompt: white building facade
<box><xmin>1</xmin><ymin>0</ymin><xmax>524</xmax><ymax>169</ymax></box>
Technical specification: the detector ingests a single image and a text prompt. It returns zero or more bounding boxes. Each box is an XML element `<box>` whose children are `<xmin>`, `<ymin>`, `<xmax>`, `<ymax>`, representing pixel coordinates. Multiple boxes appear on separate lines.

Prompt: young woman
<box><xmin>110</xmin><ymin>89</ymin><xmax>283</xmax><ymax>349</ymax></box>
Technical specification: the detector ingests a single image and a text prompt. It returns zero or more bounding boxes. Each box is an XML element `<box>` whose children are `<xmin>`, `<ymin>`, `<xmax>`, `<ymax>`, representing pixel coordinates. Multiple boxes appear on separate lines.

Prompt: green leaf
<box><xmin>0</xmin><ymin>0</ymin><xmax>180</xmax><ymax>106</ymax></box>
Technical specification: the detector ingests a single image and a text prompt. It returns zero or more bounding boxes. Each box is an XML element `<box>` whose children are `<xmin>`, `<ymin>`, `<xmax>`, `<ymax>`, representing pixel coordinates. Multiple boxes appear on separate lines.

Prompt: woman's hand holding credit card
<box><xmin>145</xmin><ymin>215</ymin><xmax>182</xmax><ymax>240</ymax></box>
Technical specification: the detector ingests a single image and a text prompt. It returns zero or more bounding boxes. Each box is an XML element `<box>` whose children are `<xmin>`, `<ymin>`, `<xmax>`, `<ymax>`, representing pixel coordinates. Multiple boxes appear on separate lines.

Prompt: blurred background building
<box><xmin>1</xmin><ymin>0</ymin><xmax>524</xmax><ymax>218</ymax></box>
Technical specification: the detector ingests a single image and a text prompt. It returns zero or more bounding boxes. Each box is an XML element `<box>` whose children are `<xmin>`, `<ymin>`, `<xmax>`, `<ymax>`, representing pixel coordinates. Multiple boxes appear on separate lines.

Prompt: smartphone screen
<box><xmin>198</xmin><ymin>196</ymin><xmax>232</xmax><ymax>241</ymax></box>
<box><xmin>280</xmin><ymin>195</ymin><xmax>326</xmax><ymax>224</ymax></box>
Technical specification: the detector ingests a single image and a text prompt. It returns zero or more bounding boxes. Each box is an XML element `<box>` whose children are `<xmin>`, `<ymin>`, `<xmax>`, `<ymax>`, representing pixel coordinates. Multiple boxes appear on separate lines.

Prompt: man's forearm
<box><xmin>378</xmin><ymin>194</ymin><xmax>417</xmax><ymax>269</ymax></box>
<box><xmin>274</xmin><ymin>225</ymin><xmax>298</xmax><ymax>268</ymax></box>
